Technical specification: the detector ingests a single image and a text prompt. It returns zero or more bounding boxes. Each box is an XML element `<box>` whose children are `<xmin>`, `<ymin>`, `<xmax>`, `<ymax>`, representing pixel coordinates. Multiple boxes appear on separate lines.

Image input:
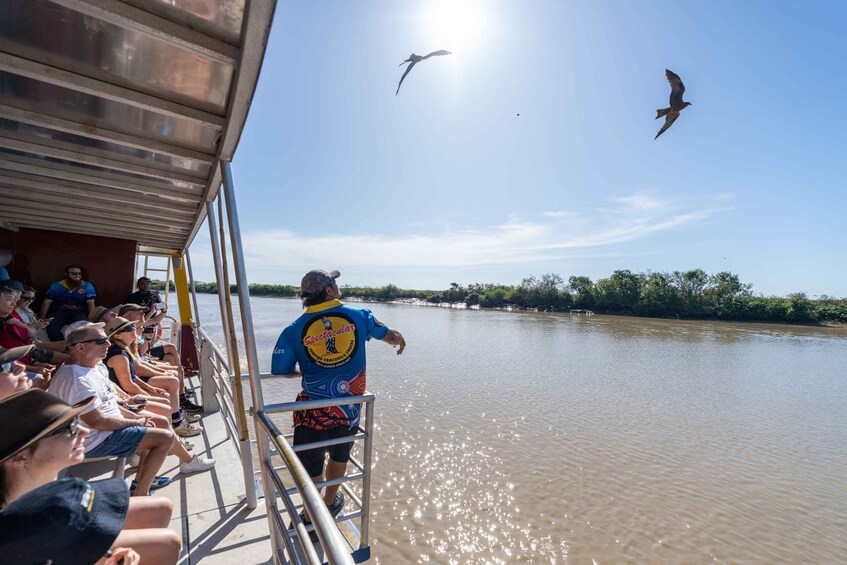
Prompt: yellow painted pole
<box><xmin>171</xmin><ymin>254</ymin><xmax>200</xmax><ymax>373</ymax></box>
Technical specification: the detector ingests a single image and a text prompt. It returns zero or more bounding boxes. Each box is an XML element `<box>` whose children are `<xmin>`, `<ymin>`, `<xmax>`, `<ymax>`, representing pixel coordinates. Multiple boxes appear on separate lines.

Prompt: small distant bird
<box><xmin>655</xmin><ymin>69</ymin><xmax>692</xmax><ymax>139</ymax></box>
<box><xmin>396</xmin><ymin>50</ymin><xmax>452</xmax><ymax>95</ymax></box>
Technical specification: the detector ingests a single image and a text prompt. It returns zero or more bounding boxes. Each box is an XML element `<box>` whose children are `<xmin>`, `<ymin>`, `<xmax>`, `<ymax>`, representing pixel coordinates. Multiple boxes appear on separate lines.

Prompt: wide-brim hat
<box><xmin>114</xmin><ymin>303</ymin><xmax>148</xmax><ymax>316</ymax></box>
<box><xmin>104</xmin><ymin>316</ymin><xmax>135</xmax><ymax>338</ymax></box>
<box><xmin>88</xmin><ymin>305</ymin><xmax>111</xmax><ymax>323</ymax></box>
<box><xmin>0</xmin><ymin>344</ymin><xmax>34</xmax><ymax>365</ymax></box>
<box><xmin>0</xmin><ymin>389</ymin><xmax>95</xmax><ymax>463</ymax></box>
<box><xmin>0</xmin><ymin>476</ymin><xmax>128</xmax><ymax>565</ymax></box>
<box><xmin>300</xmin><ymin>269</ymin><xmax>341</xmax><ymax>296</ymax></box>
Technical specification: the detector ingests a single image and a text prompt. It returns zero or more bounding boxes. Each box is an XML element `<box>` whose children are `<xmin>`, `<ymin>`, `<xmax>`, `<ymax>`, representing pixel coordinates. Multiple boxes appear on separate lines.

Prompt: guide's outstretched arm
<box><xmin>381</xmin><ymin>328</ymin><xmax>406</xmax><ymax>355</ymax></box>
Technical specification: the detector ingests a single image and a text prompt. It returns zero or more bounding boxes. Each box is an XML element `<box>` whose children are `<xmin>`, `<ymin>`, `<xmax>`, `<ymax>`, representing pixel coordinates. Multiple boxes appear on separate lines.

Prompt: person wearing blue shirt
<box><xmin>0</xmin><ymin>249</ymin><xmax>12</xmax><ymax>281</ymax></box>
<box><xmin>40</xmin><ymin>265</ymin><xmax>97</xmax><ymax>341</ymax></box>
<box><xmin>271</xmin><ymin>269</ymin><xmax>405</xmax><ymax>523</ymax></box>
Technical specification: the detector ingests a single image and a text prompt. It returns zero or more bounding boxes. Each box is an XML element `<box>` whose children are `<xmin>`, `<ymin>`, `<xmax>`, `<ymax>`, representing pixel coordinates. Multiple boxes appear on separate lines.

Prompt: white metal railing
<box><xmin>255</xmin><ymin>392</ymin><xmax>374</xmax><ymax>564</ymax></box>
<box><xmin>194</xmin><ymin>323</ymin><xmax>257</xmax><ymax>507</ymax></box>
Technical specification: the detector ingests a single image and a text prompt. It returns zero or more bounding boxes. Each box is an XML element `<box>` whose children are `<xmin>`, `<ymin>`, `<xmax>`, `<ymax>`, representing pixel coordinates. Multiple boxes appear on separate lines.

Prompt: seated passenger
<box><xmin>104</xmin><ymin>316</ymin><xmax>201</xmax><ymax>438</ymax></box>
<box><xmin>49</xmin><ymin>324</ymin><xmax>174</xmax><ymax>496</ymax></box>
<box><xmin>60</xmin><ymin>322</ymin><xmax>213</xmax><ymax>474</ymax></box>
<box><xmin>0</xmin><ymin>345</ymin><xmax>34</xmax><ymax>400</ymax></box>
<box><xmin>0</xmin><ymin>285</ymin><xmax>58</xmax><ymax>385</ymax></box>
<box><xmin>40</xmin><ymin>265</ymin><xmax>97</xmax><ymax>341</ymax></box>
<box><xmin>119</xmin><ymin>303</ymin><xmax>202</xmax><ymax>414</ymax></box>
<box><xmin>0</xmin><ymin>389</ymin><xmax>181</xmax><ymax>563</ymax></box>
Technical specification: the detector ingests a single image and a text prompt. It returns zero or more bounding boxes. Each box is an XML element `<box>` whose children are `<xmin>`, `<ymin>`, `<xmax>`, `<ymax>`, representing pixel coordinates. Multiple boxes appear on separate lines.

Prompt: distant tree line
<box><xmin>150</xmin><ymin>269</ymin><xmax>847</xmax><ymax>324</ymax></box>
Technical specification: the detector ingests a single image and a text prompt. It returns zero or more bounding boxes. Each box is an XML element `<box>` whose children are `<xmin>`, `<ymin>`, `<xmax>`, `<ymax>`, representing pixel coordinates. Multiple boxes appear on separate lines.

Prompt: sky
<box><xmin>186</xmin><ymin>0</ymin><xmax>847</xmax><ymax>297</ymax></box>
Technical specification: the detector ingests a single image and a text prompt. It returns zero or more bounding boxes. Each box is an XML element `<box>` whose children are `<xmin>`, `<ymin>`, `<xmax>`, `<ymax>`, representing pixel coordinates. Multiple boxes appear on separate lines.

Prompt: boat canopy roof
<box><xmin>0</xmin><ymin>0</ymin><xmax>275</xmax><ymax>255</ymax></box>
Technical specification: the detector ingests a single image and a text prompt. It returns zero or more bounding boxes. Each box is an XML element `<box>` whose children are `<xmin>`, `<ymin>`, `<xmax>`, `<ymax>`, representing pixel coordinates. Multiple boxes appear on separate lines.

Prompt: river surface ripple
<box><xmin>188</xmin><ymin>295</ymin><xmax>847</xmax><ymax>564</ymax></box>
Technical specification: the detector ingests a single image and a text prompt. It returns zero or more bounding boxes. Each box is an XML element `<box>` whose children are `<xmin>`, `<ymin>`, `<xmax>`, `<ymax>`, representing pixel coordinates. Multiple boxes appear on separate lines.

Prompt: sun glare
<box><xmin>423</xmin><ymin>0</ymin><xmax>490</xmax><ymax>55</ymax></box>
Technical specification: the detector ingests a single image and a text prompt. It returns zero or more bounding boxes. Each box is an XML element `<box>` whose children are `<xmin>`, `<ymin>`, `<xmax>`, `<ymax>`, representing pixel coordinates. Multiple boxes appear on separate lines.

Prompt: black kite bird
<box><xmin>655</xmin><ymin>69</ymin><xmax>692</xmax><ymax>139</ymax></box>
<box><xmin>396</xmin><ymin>50</ymin><xmax>452</xmax><ymax>95</ymax></box>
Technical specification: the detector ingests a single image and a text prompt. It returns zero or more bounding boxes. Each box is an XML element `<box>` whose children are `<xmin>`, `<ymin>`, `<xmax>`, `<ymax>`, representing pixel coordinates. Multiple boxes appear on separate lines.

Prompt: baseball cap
<box><xmin>137</xmin><ymin>276</ymin><xmax>151</xmax><ymax>284</ymax></box>
<box><xmin>300</xmin><ymin>269</ymin><xmax>341</xmax><ymax>297</ymax></box>
<box><xmin>0</xmin><ymin>279</ymin><xmax>24</xmax><ymax>292</ymax></box>
<box><xmin>0</xmin><ymin>476</ymin><xmax>128</xmax><ymax>565</ymax></box>
<box><xmin>0</xmin><ymin>345</ymin><xmax>34</xmax><ymax>365</ymax></box>
<box><xmin>63</xmin><ymin>321</ymin><xmax>106</xmax><ymax>343</ymax></box>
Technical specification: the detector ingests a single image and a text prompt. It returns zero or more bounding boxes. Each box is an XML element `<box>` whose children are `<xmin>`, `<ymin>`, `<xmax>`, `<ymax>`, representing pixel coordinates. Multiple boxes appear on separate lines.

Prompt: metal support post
<box><xmin>220</xmin><ymin>160</ymin><xmax>281</xmax><ymax>551</ymax></box>
<box><xmin>185</xmin><ymin>249</ymin><xmax>203</xmax><ymax>367</ymax></box>
<box><xmin>360</xmin><ymin>400</ymin><xmax>374</xmax><ymax>549</ymax></box>
<box><xmin>206</xmin><ymin>197</ymin><xmax>257</xmax><ymax>509</ymax></box>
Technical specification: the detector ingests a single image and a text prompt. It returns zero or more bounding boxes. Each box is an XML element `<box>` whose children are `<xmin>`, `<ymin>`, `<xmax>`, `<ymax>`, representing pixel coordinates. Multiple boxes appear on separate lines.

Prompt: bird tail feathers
<box><xmin>656</xmin><ymin>108</ymin><xmax>671</xmax><ymax>119</ymax></box>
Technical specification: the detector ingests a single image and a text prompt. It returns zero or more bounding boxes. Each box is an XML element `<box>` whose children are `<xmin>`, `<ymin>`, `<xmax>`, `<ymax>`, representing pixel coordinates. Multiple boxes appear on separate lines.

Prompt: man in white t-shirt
<box><xmin>50</xmin><ymin>323</ymin><xmax>175</xmax><ymax>496</ymax></box>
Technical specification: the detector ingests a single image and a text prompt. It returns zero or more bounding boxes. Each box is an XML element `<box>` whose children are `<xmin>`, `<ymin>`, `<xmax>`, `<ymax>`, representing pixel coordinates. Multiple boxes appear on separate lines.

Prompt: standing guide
<box><xmin>271</xmin><ymin>269</ymin><xmax>406</xmax><ymax>522</ymax></box>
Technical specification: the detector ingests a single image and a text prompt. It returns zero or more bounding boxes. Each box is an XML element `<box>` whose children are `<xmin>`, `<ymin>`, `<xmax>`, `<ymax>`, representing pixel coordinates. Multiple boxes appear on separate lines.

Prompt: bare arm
<box><xmin>135</xmin><ymin>360</ymin><xmax>173</xmax><ymax>377</ymax></box>
<box><xmin>39</xmin><ymin>298</ymin><xmax>53</xmax><ymax>319</ymax></box>
<box><xmin>380</xmin><ymin>328</ymin><xmax>406</xmax><ymax>355</ymax></box>
<box><xmin>80</xmin><ymin>406</ymin><xmax>148</xmax><ymax>431</ymax></box>
<box><xmin>86</xmin><ymin>298</ymin><xmax>95</xmax><ymax>315</ymax></box>
<box><xmin>106</xmin><ymin>355</ymin><xmax>145</xmax><ymax>395</ymax></box>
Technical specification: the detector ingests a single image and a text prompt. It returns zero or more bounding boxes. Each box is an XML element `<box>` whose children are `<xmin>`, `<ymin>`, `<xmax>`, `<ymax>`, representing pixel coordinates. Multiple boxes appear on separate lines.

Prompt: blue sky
<box><xmin>188</xmin><ymin>0</ymin><xmax>847</xmax><ymax>297</ymax></box>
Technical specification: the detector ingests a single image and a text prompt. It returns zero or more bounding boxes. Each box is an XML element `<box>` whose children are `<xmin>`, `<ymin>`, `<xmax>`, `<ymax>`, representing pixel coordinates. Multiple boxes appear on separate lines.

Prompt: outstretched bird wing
<box><xmin>396</xmin><ymin>61</ymin><xmax>417</xmax><ymax>95</ymax></box>
<box><xmin>665</xmin><ymin>69</ymin><xmax>686</xmax><ymax>108</ymax></box>
<box><xmin>655</xmin><ymin>112</ymin><xmax>679</xmax><ymax>139</ymax></box>
<box><xmin>422</xmin><ymin>50</ymin><xmax>452</xmax><ymax>60</ymax></box>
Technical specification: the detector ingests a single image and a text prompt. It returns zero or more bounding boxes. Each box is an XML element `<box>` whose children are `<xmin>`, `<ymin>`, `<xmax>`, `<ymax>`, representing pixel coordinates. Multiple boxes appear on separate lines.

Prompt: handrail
<box><xmin>256</xmin><ymin>411</ymin><xmax>355</xmax><ymax>565</ymax></box>
<box><xmin>255</xmin><ymin>391</ymin><xmax>374</xmax><ymax>563</ymax></box>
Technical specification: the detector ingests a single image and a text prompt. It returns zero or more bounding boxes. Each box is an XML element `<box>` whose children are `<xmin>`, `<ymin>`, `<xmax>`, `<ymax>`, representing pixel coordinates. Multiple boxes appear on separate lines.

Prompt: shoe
<box><xmin>327</xmin><ymin>492</ymin><xmax>345</xmax><ymax>518</ymax></box>
<box><xmin>127</xmin><ymin>454</ymin><xmax>140</xmax><ymax>467</ymax></box>
<box><xmin>183</xmin><ymin>412</ymin><xmax>201</xmax><ymax>423</ymax></box>
<box><xmin>180</xmin><ymin>454</ymin><xmax>216</xmax><ymax>474</ymax></box>
<box><xmin>181</xmin><ymin>399</ymin><xmax>203</xmax><ymax>414</ymax></box>
<box><xmin>291</xmin><ymin>492</ymin><xmax>345</xmax><ymax>527</ymax></box>
<box><xmin>174</xmin><ymin>421</ymin><xmax>202</xmax><ymax>437</ymax></box>
<box><xmin>182</xmin><ymin>439</ymin><xmax>195</xmax><ymax>451</ymax></box>
<box><xmin>288</xmin><ymin>493</ymin><xmax>345</xmax><ymax>543</ymax></box>
<box><xmin>130</xmin><ymin>475</ymin><xmax>171</xmax><ymax>494</ymax></box>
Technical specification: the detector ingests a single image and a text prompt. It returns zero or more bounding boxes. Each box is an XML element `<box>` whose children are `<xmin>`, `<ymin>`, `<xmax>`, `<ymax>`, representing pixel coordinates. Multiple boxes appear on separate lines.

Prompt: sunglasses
<box><xmin>46</xmin><ymin>416</ymin><xmax>80</xmax><ymax>439</ymax></box>
<box><xmin>1</xmin><ymin>361</ymin><xmax>14</xmax><ymax>373</ymax></box>
<box><xmin>75</xmin><ymin>336</ymin><xmax>109</xmax><ymax>346</ymax></box>
<box><xmin>120</xmin><ymin>325</ymin><xmax>136</xmax><ymax>333</ymax></box>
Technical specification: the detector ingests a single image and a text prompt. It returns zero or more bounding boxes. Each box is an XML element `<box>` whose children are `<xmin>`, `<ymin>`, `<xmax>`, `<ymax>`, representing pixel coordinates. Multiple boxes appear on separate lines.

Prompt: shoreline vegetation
<box><xmin>154</xmin><ymin>269</ymin><xmax>847</xmax><ymax>326</ymax></box>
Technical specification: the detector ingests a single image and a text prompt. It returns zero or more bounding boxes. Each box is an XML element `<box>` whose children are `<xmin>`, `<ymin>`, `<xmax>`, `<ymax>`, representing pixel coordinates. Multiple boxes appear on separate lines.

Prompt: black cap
<box><xmin>0</xmin><ymin>477</ymin><xmax>128</xmax><ymax>564</ymax></box>
<box><xmin>0</xmin><ymin>279</ymin><xmax>23</xmax><ymax>292</ymax></box>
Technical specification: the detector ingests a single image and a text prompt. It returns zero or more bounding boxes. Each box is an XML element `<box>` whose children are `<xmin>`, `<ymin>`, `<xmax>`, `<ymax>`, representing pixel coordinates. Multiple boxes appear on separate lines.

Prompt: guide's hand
<box><xmin>386</xmin><ymin>329</ymin><xmax>405</xmax><ymax>355</ymax></box>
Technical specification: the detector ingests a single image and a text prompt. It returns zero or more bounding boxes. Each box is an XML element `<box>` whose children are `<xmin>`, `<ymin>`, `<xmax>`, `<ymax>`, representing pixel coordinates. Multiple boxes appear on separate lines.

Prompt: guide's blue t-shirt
<box><xmin>271</xmin><ymin>299</ymin><xmax>388</xmax><ymax>429</ymax></box>
<box><xmin>45</xmin><ymin>279</ymin><xmax>96</xmax><ymax>310</ymax></box>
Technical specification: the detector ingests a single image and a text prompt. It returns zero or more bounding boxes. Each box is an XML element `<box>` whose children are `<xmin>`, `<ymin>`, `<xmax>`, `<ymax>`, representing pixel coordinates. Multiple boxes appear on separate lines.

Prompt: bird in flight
<box><xmin>396</xmin><ymin>50</ymin><xmax>452</xmax><ymax>95</ymax></box>
<box><xmin>655</xmin><ymin>69</ymin><xmax>692</xmax><ymax>139</ymax></box>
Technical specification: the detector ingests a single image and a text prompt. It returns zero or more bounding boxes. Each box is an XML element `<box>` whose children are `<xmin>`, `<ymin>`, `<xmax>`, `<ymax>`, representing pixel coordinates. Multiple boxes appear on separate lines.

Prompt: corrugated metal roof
<box><xmin>0</xmin><ymin>0</ymin><xmax>275</xmax><ymax>254</ymax></box>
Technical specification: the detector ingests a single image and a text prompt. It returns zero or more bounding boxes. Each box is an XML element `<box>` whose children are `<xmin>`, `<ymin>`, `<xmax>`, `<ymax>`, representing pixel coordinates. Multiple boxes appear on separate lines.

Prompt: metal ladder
<box><xmin>136</xmin><ymin>254</ymin><xmax>173</xmax><ymax>305</ymax></box>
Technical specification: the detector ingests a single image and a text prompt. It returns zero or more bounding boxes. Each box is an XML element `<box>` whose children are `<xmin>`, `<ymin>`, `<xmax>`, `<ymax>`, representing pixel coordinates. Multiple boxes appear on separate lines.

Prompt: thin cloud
<box><xmin>222</xmin><ymin>195</ymin><xmax>724</xmax><ymax>269</ymax></box>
